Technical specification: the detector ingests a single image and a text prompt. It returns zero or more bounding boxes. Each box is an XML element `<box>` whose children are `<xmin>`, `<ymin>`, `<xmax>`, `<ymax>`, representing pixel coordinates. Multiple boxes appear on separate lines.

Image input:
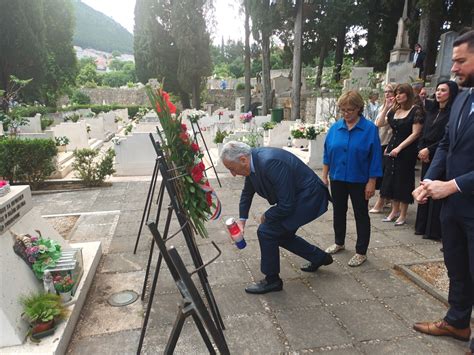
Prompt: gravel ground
<box><xmin>410</xmin><ymin>261</ymin><xmax>449</xmax><ymax>293</ymax></box>
<box><xmin>45</xmin><ymin>215</ymin><xmax>80</xmax><ymax>239</ymax></box>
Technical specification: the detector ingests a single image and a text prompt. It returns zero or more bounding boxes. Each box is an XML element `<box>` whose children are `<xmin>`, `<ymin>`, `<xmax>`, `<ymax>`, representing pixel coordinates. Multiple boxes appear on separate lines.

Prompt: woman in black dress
<box><xmin>414</xmin><ymin>80</ymin><xmax>459</xmax><ymax>239</ymax></box>
<box><xmin>379</xmin><ymin>83</ymin><xmax>424</xmax><ymax>225</ymax></box>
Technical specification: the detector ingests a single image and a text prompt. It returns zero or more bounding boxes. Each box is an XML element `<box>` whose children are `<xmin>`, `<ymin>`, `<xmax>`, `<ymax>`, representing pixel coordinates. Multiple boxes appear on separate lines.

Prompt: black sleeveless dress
<box><xmin>380</xmin><ymin>106</ymin><xmax>424</xmax><ymax>204</ymax></box>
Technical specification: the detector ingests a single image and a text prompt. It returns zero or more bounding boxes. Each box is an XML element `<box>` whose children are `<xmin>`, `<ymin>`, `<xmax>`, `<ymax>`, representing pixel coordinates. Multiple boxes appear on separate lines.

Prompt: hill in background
<box><xmin>73</xmin><ymin>0</ymin><xmax>133</xmax><ymax>54</ymax></box>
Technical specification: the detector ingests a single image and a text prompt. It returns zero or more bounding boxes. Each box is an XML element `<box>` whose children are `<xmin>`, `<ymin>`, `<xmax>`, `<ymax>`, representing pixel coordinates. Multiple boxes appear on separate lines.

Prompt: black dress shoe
<box><xmin>422</xmin><ymin>235</ymin><xmax>441</xmax><ymax>241</ymax></box>
<box><xmin>300</xmin><ymin>253</ymin><xmax>333</xmax><ymax>272</ymax></box>
<box><xmin>245</xmin><ymin>279</ymin><xmax>283</xmax><ymax>294</ymax></box>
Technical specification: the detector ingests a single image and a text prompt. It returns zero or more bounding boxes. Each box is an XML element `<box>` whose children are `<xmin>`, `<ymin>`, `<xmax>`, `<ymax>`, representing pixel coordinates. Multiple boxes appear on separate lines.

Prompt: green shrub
<box><xmin>40</xmin><ymin>116</ymin><xmax>54</xmax><ymax>131</ymax></box>
<box><xmin>72</xmin><ymin>148</ymin><xmax>115</xmax><ymax>186</ymax></box>
<box><xmin>70</xmin><ymin>91</ymin><xmax>91</xmax><ymax>105</ymax></box>
<box><xmin>213</xmin><ymin>129</ymin><xmax>229</xmax><ymax>144</ymax></box>
<box><xmin>10</xmin><ymin>106</ymin><xmax>56</xmax><ymax>119</ymax></box>
<box><xmin>0</xmin><ymin>138</ymin><xmax>57</xmax><ymax>189</ymax></box>
<box><xmin>261</xmin><ymin>121</ymin><xmax>276</xmax><ymax>131</ymax></box>
<box><xmin>235</xmin><ymin>82</ymin><xmax>245</xmax><ymax>91</ymax></box>
<box><xmin>290</xmin><ymin>128</ymin><xmax>305</xmax><ymax>139</ymax></box>
<box><xmin>305</xmin><ymin>126</ymin><xmax>317</xmax><ymax>140</ymax></box>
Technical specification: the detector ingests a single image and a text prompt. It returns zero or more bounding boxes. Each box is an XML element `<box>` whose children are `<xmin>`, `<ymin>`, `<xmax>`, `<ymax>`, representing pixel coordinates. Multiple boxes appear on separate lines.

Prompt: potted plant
<box><xmin>240</xmin><ymin>111</ymin><xmax>253</xmax><ymax>129</ymax></box>
<box><xmin>213</xmin><ymin>129</ymin><xmax>229</xmax><ymax>156</ymax></box>
<box><xmin>20</xmin><ymin>292</ymin><xmax>67</xmax><ymax>338</ymax></box>
<box><xmin>290</xmin><ymin>127</ymin><xmax>307</xmax><ymax>148</ymax></box>
<box><xmin>54</xmin><ymin>136</ymin><xmax>70</xmax><ymax>153</ymax></box>
<box><xmin>53</xmin><ymin>274</ymin><xmax>75</xmax><ymax>302</ymax></box>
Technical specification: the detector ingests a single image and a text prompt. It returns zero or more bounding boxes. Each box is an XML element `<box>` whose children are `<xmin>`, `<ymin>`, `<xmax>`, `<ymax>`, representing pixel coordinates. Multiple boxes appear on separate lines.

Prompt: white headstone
<box><xmin>114</xmin><ymin>132</ymin><xmax>159</xmax><ymax>176</ymax></box>
<box><xmin>20</xmin><ymin>114</ymin><xmax>42</xmax><ymax>134</ymax></box>
<box><xmin>51</xmin><ymin>121</ymin><xmax>89</xmax><ymax>150</ymax></box>
<box><xmin>0</xmin><ymin>186</ymin><xmax>70</xmax><ymax>347</ymax></box>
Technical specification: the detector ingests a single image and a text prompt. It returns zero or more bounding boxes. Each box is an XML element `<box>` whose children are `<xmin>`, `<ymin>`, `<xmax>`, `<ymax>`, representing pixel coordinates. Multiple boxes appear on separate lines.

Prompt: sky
<box><xmin>81</xmin><ymin>0</ymin><xmax>245</xmax><ymax>45</ymax></box>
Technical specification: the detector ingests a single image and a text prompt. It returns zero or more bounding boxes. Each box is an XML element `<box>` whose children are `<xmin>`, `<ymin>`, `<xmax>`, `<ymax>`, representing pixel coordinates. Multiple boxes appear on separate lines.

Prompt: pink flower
<box><xmin>0</xmin><ymin>180</ymin><xmax>7</xmax><ymax>187</ymax></box>
<box><xmin>30</xmin><ymin>236</ymin><xmax>38</xmax><ymax>242</ymax></box>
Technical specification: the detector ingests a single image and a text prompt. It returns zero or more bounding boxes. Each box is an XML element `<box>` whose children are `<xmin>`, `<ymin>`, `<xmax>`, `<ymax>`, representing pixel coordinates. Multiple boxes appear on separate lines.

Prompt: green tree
<box><xmin>0</xmin><ymin>0</ymin><xmax>47</xmax><ymax>107</ymax></box>
<box><xmin>134</xmin><ymin>0</ymin><xmax>191</xmax><ymax>107</ymax></box>
<box><xmin>42</xmin><ymin>0</ymin><xmax>77</xmax><ymax>106</ymax></box>
<box><xmin>249</xmin><ymin>1</ymin><xmax>279</xmax><ymax>115</ymax></box>
<box><xmin>171</xmin><ymin>0</ymin><xmax>212</xmax><ymax>108</ymax></box>
<box><xmin>76</xmin><ymin>63</ymin><xmax>99</xmax><ymax>86</ymax></box>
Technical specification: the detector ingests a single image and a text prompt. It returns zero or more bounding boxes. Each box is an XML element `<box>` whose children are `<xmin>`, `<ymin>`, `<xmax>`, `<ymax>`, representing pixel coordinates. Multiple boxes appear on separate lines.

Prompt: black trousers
<box><xmin>331</xmin><ymin>180</ymin><xmax>370</xmax><ymax>255</ymax></box>
<box><xmin>440</xmin><ymin>208</ymin><xmax>474</xmax><ymax>330</ymax></box>
<box><xmin>257</xmin><ymin>221</ymin><xmax>327</xmax><ymax>277</ymax></box>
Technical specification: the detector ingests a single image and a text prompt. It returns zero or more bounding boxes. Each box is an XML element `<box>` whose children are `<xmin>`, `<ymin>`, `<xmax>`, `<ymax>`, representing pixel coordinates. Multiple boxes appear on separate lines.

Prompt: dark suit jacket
<box><xmin>411</xmin><ymin>50</ymin><xmax>426</xmax><ymax>71</ymax></box>
<box><xmin>425</xmin><ymin>89</ymin><xmax>474</xmax><ymax>217</ymax></box>
<box><xmin>239</xmin><ymin>147</ymin><xmax>329</xmax><ymax>231</ymax></box>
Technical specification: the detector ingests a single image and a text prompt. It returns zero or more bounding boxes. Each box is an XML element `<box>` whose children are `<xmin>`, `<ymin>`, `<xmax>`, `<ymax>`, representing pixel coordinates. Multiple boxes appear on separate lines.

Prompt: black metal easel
<box><xmin>190</xmin><ymin>120</ymin><xmax>222</xmax><ymax>187</ymax></box>
<box><xmin>136</xmin><ymin>135</ymin><xmax>227</xmax><ymax>354</ymax></box>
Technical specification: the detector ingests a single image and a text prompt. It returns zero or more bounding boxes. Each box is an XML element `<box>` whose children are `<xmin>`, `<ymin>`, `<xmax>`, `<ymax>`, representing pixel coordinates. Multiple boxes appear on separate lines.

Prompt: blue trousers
<box><xmin>257</xmin><ymin>221</ymin><xmax>327</xmax><ymax>277</ymax></box>
<box><xmin>440</xmin><ymin>210</ymin><xmax>474</xmax><ymax>330</ymax></box>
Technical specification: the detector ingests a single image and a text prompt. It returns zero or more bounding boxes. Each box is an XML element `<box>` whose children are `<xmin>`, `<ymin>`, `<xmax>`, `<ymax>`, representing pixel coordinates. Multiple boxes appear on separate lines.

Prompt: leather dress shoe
<box><xmin>300</xmin><ymin>253</ymin><xmax>333</xmax><ymax>272</ymax></box>
<box><xmin>413</xmin><ymin>320</ymin><xmax>471</xmax><ymax>341</ymax></box>
<box><xmin>245</xmin><ymin>279</ymin><xmax>283</xmax><ymax>294</ymax></box>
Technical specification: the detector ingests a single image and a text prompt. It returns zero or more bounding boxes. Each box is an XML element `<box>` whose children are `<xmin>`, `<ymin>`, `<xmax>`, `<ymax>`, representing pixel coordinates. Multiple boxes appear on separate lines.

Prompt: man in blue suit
<box><xmin>221</xmin><ymin>141</ymin><xmax>333</xmax><ymax>294</ymax></box>
<box><xmin>413</xmin><ymin>30</ymin><xmax>474</xmax><ymax>352</ymax></box>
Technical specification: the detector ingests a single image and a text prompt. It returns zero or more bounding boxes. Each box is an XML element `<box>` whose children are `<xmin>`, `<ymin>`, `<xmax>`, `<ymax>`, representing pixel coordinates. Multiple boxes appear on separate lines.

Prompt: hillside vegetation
<box><xmin>73</xmin><ymin>0</ymin><xmax>133</xmax><ymax>54</ymax></box>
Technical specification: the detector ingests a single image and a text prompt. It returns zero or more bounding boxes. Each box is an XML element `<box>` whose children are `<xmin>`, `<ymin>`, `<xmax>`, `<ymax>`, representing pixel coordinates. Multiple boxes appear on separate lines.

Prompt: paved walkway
<box><xmin>32</xmin><ymin>173</ymin><xmax>471</xmax><ymax>354</ymax></box>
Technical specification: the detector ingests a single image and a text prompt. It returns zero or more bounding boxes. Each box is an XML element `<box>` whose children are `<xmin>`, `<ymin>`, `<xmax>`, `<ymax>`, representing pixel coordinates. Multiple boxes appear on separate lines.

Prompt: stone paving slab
<box><xmin>31</xmin><ymin>175</ymin><xmax>471</xmax><ymax>354</ymax></box>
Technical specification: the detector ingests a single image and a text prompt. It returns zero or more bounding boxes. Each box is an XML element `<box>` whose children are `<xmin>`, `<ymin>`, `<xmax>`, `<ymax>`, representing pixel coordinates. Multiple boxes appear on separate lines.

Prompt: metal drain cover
<box><xmin>108</xmin><ymin>290</ymin><xmax>139</xmax><ymax>307</ymax></box>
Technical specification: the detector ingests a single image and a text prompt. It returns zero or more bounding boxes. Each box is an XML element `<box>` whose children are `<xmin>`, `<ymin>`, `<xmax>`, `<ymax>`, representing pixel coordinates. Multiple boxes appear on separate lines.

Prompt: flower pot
<box><xmin>59</xmin><ymin>290</ymin><xmax>72</xmax><ymax>303</ymax></box>
<box><xmin>32</xmin><ymin>319</ymin><xmax>54</xmax><ymax>335</ymax></box>
<box><xmin>292</xmin><ymin>138</ymin><xmax>308</xmax><ymax>148</ymax></box>
<box><xmin>57</xmin><ymin>145</ymin><xmax>67</xmax><ymax>153</ymax></box>
<box><xmin>217</xmin><ymin>143</ymin><xmax>223</xmax><ymax>157</ymax></box>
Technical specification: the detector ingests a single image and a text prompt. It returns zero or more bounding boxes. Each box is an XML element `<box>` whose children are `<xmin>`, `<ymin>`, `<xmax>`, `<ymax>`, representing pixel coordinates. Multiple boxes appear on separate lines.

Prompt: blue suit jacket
<box><xmin>239</xmin><ymin>147</ymin><xmax>329</xmax><ymax>231</ymax></box>
<box><xmin>425</xmin><ymin>89</ymin><xmax>474</xmax><ymax>217</ymax></box>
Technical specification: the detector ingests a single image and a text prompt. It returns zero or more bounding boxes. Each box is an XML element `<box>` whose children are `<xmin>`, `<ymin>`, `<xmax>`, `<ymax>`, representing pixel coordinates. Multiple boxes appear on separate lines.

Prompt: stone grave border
<box><xmin>394</xmin><ymin>258</ymin><xmax>448</xmax><ymax>305</ymax></box>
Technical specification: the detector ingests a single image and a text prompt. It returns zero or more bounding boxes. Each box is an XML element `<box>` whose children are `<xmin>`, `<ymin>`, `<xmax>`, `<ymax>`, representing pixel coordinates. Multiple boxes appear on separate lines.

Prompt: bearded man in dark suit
<box><xmin>413</xmin><ymin>30</ymin><xmax>474</xmax><ymax>353</ymax></box>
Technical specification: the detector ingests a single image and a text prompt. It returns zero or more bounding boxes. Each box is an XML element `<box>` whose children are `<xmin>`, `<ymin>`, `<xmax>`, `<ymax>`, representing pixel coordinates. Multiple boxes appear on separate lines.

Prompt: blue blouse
<box><xmin>323</xmin><ymin>116</ymin><xmax>382</xmax><ymax>183</ymax></box>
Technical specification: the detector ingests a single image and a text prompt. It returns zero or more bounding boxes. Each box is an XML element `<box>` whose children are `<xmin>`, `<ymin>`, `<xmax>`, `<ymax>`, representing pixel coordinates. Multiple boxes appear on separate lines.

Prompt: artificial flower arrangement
<box><xmin>53</xmin><ymin>274</ymin><xmax>74</xmax><ymax>293</ymax></box>
<box><xmin>290</xmin><ymin>123</ymin><xmax>329</xmax><ymax>140</ymax></box>
<box><xmin>146</xmin><ymin>86</ymin><xmax>220</xmax><ymax>238</ymax></box>
<box><xmin>181</xmin><ymin>109</ymin><xmax>207</xmax><ymax>124</ymax></box>
<box><xmin>12</xmin><ymin>230</ymin><xmax>62</xmax><ymax>279</ymax></box>
<box><xmin>240</xmin><ymin>111</ymin><xmax>253</xmax><ymax>124</ymax></box>
<box><xmin>0</xmin><ymin>180</ymin><xmax>11</xmax><ymax>197</ymax></box>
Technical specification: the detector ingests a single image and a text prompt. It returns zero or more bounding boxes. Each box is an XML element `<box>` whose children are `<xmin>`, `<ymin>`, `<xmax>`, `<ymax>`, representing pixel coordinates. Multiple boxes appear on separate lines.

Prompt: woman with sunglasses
<box><xmin>322</xmin><ymin>90</ymin><xmax>382</xmax><ymax>267</ymax></box>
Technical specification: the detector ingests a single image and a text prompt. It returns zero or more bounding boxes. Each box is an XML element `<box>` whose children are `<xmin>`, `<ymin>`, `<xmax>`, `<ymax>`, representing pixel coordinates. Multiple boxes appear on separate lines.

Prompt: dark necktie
<box><xmin>456</xmin><ymin>89</ymin><xmax>474</xmax><ymax>135</ymax></box>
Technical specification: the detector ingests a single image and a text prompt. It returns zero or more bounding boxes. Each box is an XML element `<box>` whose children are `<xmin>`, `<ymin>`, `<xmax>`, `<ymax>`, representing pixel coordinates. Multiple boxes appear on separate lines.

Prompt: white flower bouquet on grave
<box><xmin>181</xmin><ymin>109</ymin><xmax>207</xmax><ymax>124</ymax></box>
<box><xmin>0</xmin><ymin>180</ymin><xmax>10</xmax><ymax>197</ymax></box>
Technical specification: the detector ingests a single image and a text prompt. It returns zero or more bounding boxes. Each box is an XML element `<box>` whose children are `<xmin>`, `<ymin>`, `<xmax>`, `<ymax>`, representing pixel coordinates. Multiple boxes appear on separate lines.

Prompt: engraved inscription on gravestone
<box><xmin>0</xmin><ymin>193</ymin><xmax>26</xmax><ymax>233</ymax></box>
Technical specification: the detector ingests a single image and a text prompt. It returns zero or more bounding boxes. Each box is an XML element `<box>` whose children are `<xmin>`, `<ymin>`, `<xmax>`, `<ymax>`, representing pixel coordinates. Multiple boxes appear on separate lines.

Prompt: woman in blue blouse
<box><xmin>323</xmin><ymin>90</ymin><xmax>382</xmax><ymax>267</ymax></box>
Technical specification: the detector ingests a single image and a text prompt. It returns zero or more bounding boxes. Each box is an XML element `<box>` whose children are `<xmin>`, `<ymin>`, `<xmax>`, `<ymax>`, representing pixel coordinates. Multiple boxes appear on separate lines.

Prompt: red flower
<box><xmin>191</xmin><ymin>142</ymin><xmax>200</xmax><ymax>152</ymax></box>
<box><xmin>206</xmin><ymin>192</ymin><xmax>212</xmax><ymax>206</ymax></box>
<box><xmin>179</xmin><ymin>132</ymin><xmax>190</xmax><ymax>144</ymax></box>
<box><xmin>181</xmin><ymin>123</ymin><xmax>188</xmax><ymax>132</ymax></box>
<box><xmin>155</xmin><ymin>90</ymin><xmax>177</xmax><ymax>114</ymax></box>
<box><xmin>191</xmin><ymin>169</ymin><xmax>204</xmax><ymax>183</ymax></box>
<box><xmin>197</xmin><ymin>161</ymin><xmax>205</xmax><ymax>171</ymax></box>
